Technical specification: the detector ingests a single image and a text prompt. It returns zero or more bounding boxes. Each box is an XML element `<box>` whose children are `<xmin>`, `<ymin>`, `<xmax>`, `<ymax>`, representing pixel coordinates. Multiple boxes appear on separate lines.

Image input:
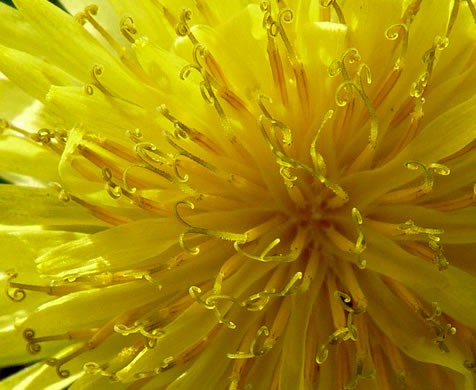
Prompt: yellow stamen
<box><xmin>410</xmin><ymin>36</ymin><xmax>448</xmax><ymax>99</ymax></box>
<box><xmin>447</xmin><ymin>0</ymin><xmax>461</xmax><ymax>38</ymax></box>
<box><xmin>150</xmin><ymin>0</ymin><xmax>177</xmax><ymax>27</ymax></box>
<box><xmin>344</xmin><ymin>359</ymin><xmax>376</xmax><ymax>390</ymax></box>
<box><xmin>194</xmin><ymin>0</ymin><xmax>219</xmax><ymax>26</ymax></box>
<box><xmin>51</xmin><ymin>182</ymin><xmax>133</xmax><ymax>225</ymax></box>
<box><xmin>351</xmin><ymin>208</ymin><xmax>367</xmax><ymax>269</ymax></box>
<box><xmin>262</xmin><ymin>4</ymin><xmax>288</xmax><ymax>105</ymax></box>
<box><xmin>335</xmin><ymin>63</ymin><xmax>378</xmax><ymax>148</ymax></box>
<box><xmin>227</xmin><ymin>326</ymin><xmax>270</xmax><ymax>359</ymax></box>
<box><xmin>398</xmin><ymin>219</ymin><xmax>448</xmax><ymax>270</ymax></box>
<box><xmin>465</xmin><ymin>0</ymin><xmax>476</xmax><ymax>23</ymax></box>
<box><xmin>234</xmin><ymin>226</ymin><xmax>307</xmax><ymax>263</ymax></box>
<box><xmin>402</xmin><ymin>0</ymin><xmax>423</xmax><ymax>25</ymax></box>
<box><xmin>84</xmin><ymin>63</ymin><xmax>110</xmax><ymax>96</ymax></box>
<box><xmin>320</xmin><ymin>0</ymin><xmax>346</xmax><ymax>24</ymax></box>
<box><xmin>175</xmin><ymin>201</ymin><xmax>248</xmax><ymax>255</ymax></box>
<box><xmin>419</xmin><ymin>302</ymin><xmax>457</xmax><ymax>352</ymax></box>
<box><xmin>378</xmin><ymin>161</ymin><xmax>450</xmax><ymax>203</ymax></box>
<box><xmin>180</xmin><ymin>49</ymin><xmax>233</xmax><ymax>141</ymax></box>
<box><xmin>317</xmin><ymin>287</ymin><xmax>364</xmax><ymax>364</ymax></box>
<box><xmin>23</xmin><ymin>328</ymin><xmax>97</xmax><ymax>355</ymax></box>
<box><xmin>114</xmin><ymin>321</ymin><xmax>164</xmax><ymax>348</ymax></box>
<box><xmin>120</xmin><ymin>16</ymin><xmax>137</xmax><ymax>43</ymax></box>
<box><xmin>385</xmin><ymin>23</ymin><xmax>409</xmax><ymax>70</ymax></box>
<box><xmin>83</xmin><ymin>362</ymin><xmax>117</xmax><ymax>380</ymax></box>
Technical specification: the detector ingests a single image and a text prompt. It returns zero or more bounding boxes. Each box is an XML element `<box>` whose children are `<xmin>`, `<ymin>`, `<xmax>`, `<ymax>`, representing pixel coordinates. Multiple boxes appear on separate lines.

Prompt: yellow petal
<box><xmin>0</xmin><ymin>185</ymin><xmax>106</xmax><ymax>227</ymax></box>
<box><xmin>0</xmin><ymin>45</ymin><xmax>73</xmax><ymax>102</ymax></box>
<box><xmin>0</xmin><ymin>135</ymin><xmax>60</xmax><ymax>185</ymax></box>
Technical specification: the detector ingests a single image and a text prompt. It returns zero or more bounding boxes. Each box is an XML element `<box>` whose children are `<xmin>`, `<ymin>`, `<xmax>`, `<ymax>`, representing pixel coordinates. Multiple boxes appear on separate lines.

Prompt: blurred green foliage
<box><xmin>1</xmin><ymin>0</ymin><xmax>65</xmax><ymax>10</ymax></box>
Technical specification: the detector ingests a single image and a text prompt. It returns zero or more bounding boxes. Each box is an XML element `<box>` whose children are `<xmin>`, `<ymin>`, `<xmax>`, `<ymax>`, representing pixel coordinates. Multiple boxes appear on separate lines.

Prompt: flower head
<box><xmin>0</xmin><ymin>0</ymin><xmax>476</xmax><ymax>388</ymax></box>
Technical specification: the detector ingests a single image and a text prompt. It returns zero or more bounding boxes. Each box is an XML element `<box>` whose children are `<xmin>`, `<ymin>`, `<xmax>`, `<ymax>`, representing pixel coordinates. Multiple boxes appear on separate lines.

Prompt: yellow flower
<box><xmin>0</xmin><ymin>0</ymin><xmax>476</xmax><ymax>388</ymax></box>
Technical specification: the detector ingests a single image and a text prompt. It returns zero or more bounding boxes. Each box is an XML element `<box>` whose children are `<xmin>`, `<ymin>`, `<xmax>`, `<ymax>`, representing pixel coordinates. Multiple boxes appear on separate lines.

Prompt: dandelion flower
<box><xmin>1</xmin><ymin>0</ymin><xmax>476</xmax><ymax>388</ymax></box>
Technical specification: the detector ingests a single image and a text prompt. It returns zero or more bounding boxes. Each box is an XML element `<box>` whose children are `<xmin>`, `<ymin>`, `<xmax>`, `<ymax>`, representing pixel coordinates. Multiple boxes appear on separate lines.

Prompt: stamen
<box><xmin>150</xmin><ymin>0</ymin><xmax>177</xmax><ymax>27</ymax></box>
<box><xmin>261</xmin><ymin>2</ymin><xmax>309</xmax><ymax>112</ymax></box>
<box><xmin>84</xmin><ymin>133</ymin><xmax>136</xmax><ymax>163</ymax></box>
<box><xmin>83</xmin><ymin>362</ymin><xmax>117</xmax><ymax>380</ymax></box>
<box><xmin>419</xmin><ymin>302</ymin><xmax>457</xmax><ymax>352</ymax></box>
<box><xmin>84</xmin><ymin>64</ymin><xmax>110</xmax><ymax>96</ymax></box>
<box><xmin>316</xmin><ymin>290</ymin><xmax>364</xmax><ymax>364</ymax></box>
<box><xmin>158</xmin><ymin>105</ymin><xmax>224</xmax><ymax>155</ymax></box>
<box><xmin>5</xmin><ymin>270</ymin><xmax>93</xmax><ymax>300</ymax></box>
<box><xmin>172</xmin><ymin>153</ymin><xmax>190</xmax><ymax>183</ymax></box>
<box><xmin>262</xmin><ymin>2</ymin><xmax>288</xmax><ymax>105</ymax></box>
<box><xmin>398</xmin><ymin>219</ymin><xmax>448</xmax><ymax>270</ymax></box>
<box><xmin>180</xmin><ymin>46</ymin><xmax>233</xmax><ymax>140</ymax></box>
<box><xmin>23</xmin><ymin>328</ymin><xmax>97</xmax><ymax>355</ymax></box>
<box><xmin>123</xmin><ymin>137</ymin><xmax>198</xmax><ymax>196</ymax></box>
<box><xmin>47</xmin><ymin>311</ymin><xmax>139</xmax><ymax>378</ymax></box>
<box><xmin>176</xmin><ymin>8</ymin><xmax>230</xmax><ymax>92</ymax></box>
<box><xmin>242</xmin><ymin>272</ymin><xmax>303</xmax><ymax>311</ymax></box>
<box><xmin>0</xmin><ymin>120</ymin><xmax>65</xmax><ymax>154</ymax></box>
<box><xmin>227</xmin><ymin>326</ymin><xmax>271</xmax><ymax>359</ymax></box>
<box><xmin>188</xmin><ymin>285</ymin><xmax>239</xmax><ymax>329</ymax></box>
<box><xmin>158</xmin><ymin>105</ymin><xmax>192</xmax><ymax>140</ymax></box>
<box><xmin>176</xmin><ymin>8</ymin><xmax>198</xmax><ymax>45</ymax></box>
<box><xmin>114</xmin><ymin>321</ymin><xmax>164</xmax><ymax>348</ymax></box>
<box><xmin>76</xmin><ymin>5</ymin><xmax>123</xmax><ymax>54</ymax></box>
<box><xmin>167</xmin><ymin>137</ymin><xmax>217</xmax><ymax>176</ymax></box>
<box><xmin>5</xmin><ymin>270</ymin><xmax>26</xmax><ymax>302</ymax></box>
<box><xmin>75</xmin><ymin>5</ymin><xmax>150</xmax><ymax>82</ymax></box>
<box><xmin>258</xmin><ymin>95</ymin><xmax>293</xmax><ymax>151</ymax></box>
<box><xmin>320</xmin><ymin>0</ymin><xmax>346</xmax><ymax>24</ymax></box>
<box><xmin>190</xmin><ymin>271</ymin><xmax>302</xmax><ymax>330</ymax></box>
<box><xmin>385</xmin><ymin>24</ymin><xmax>409</xmax><ymax>70</ymax></box>
<box><xmin>258</xmin><ymin>97</ymin><xmax>347</xmax><ymax>201</ymax></box>
<box><xmin>405</xmin><ymin>161</ymin><xmax>450</xmax><ymax>193</ymax></box>
<box><xmin>402</xmin><ymin>0</ymin><xmax>423</xmax><ymax>25</ymax></box>
<box><xmin>351</xmin><ymin>208</ymin><xmax>367</xmax><ymax>270</ymax></box>
<box><xmin>278</xmin><ymin>8</ymin><xmax>309</xmax><ymax>110</ymax></box>
<box><xmin>310</xmin><ymin>110</ymin><xmax>334</xmax><ymax>174</ymax></box>
<box><xmin>465</xmin><ymin>0</ymin><xmax>476</xmax><ymax>23</ymax></box>
<box><xmin>335</xmin><ymin>64</ymin><xmax>378</xmax><ymax>148</ymax></box>
<box><xmin>447</xmin><ymin>0</ymin><xmax>461</xmax><ymax>38</ymax></box>
<box><xmin>133</xmin><ymin>325</ymin><xmax>221</xmax><ymax>380</ymax></box>
<box><xmin>120</xmin><ymin>16</ymin><xmax>137</xmax><ymax>43</ymax></box>
<box><xmin>234</xmin><ymin>226</ymin><xmax>307</xmax><ymax>263</ymax></box>
<box><xmin>344</xmin><ymin>359</ymin><xmax>376</xmax><ymax>390</ymax></box>
<box><xmin>379</xmin><ymin>161</ymin><xmax>450</xmax><ymax>203</ymax></box>
<box><xmin>134</xmin><ymin>356</ymin><xmax>176</xmax><ymax>379</ymax></box>
<box><xmin>51</xmin><ymin>182</ymin><xmax>133</xmax><ymax>225</ymax></box>
<box><xmin>329</xmin><ymin>48</ymin><xmax>361</xmax><ymax>82</ymax></box>
<box><xmin>194</xmin><ymin>0</ymin><xmax>219</xmax><ymax>26</ymax></box>
<box><xmin>175</xmin><ymin>201</ymin><xmax>247</xmax><ymax>255</ymax></box>
<box><xmin>135</xmin><ymin>142</ymin><xmax>170</xmax><ymax>166</ymax></box>
<box><xmin>103</xmin><ymin>167</ymin><xmax>124</xmax><ymax>199</ymax></box>
<box><xmin>46</xmin><ymin>345</ymin><xmax>89</xmax><ymax>378</ymax></box>
<box><xmin>294</xmin><ymin>246</ymin><xmax>319</xmax><ymax>293</ymax></box>
<box><xmin>410</xmin><ymin>36</ymin><xmax>448</xmax><ymax>99</ymax></box>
